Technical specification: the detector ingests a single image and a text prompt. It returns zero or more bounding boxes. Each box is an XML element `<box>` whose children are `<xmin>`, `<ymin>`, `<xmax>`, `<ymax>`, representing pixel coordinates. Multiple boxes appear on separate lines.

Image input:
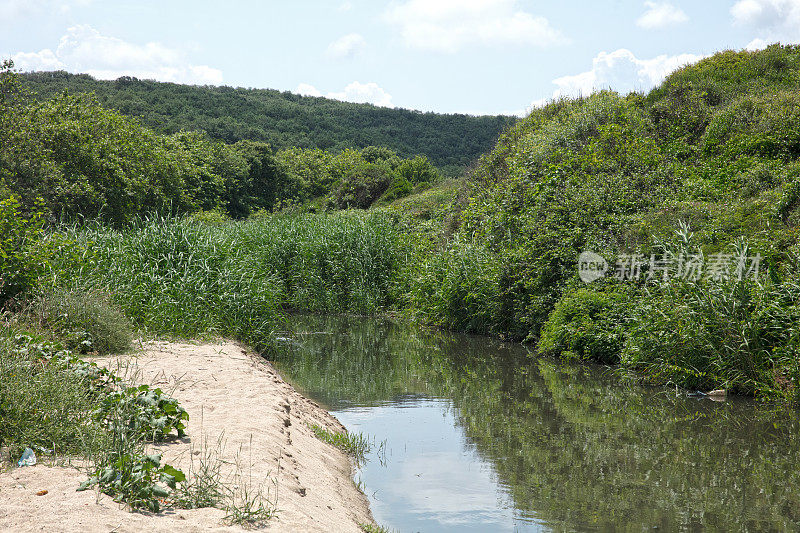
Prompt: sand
<box><xmin>0</xmin><ymin>340</ymin><xmax>374</xmax><ymax>532</ymax></box>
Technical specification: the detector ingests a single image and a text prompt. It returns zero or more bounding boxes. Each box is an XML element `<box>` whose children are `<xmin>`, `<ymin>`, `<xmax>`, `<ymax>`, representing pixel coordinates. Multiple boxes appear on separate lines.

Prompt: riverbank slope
<box><xmin>0</xmin><ymin>340</ymin><xmax>374</xmax><ymax>532</ymax></box>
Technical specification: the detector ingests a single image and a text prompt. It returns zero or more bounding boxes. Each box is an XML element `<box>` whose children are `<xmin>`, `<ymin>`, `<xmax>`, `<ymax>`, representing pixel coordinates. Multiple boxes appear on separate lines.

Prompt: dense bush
<box><xmin>537</xmin><ymin>287</ymin><xmax>628</xmax><ymax>364</ymax></box>
<box><xmin>0</xmin><ymin>196</ymin><xmax>52</xmax><ymax>307</ymax></box>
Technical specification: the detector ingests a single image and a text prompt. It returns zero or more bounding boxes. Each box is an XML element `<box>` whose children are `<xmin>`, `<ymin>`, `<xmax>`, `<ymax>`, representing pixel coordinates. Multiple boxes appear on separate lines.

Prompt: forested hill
<box><xmin>21</xmin><ymin>71</ymin><xmax>516</xmax><ymax>173</ymax></box>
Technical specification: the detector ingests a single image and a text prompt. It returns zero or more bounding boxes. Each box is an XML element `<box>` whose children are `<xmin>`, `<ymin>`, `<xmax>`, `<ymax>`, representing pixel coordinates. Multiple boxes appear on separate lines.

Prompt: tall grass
<box><xmin>53</xmin><ymin>212</ymin><xmax>402</xmax><ymax>350</ymax></box>
<box><xmin>622</xmin><ymin>277</ymin><xmax>800</xmax><ymax>399</ymax></box>
<box><xmin>0</xmin><ymin>327</ymin><xmax>97</xmax><ymax>455</ymax></box>
<box><xmin>402</xmin><ymin>235</ymin><xmax>502</xmax><ymax>335</ymax></box>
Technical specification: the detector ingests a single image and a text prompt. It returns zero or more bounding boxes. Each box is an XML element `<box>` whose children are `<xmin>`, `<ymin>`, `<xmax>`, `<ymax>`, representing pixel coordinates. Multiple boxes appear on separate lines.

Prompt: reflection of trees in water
<box><xmin>273</xmin><ymin>315</ymin><xmax>800</xmax><ymax>531</ymax></box>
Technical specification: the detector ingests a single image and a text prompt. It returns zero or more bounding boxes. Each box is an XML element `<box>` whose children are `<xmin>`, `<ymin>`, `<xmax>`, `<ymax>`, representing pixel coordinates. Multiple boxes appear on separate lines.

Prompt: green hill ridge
<box><xmin>21</xmin><ymin>71</ymin><xmax>516</xmax><ymax>174</ymax></box>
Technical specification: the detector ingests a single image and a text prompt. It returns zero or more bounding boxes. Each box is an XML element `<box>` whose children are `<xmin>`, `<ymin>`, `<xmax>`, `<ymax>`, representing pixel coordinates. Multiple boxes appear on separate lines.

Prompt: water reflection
<box><xmin>271</xmin><ymin>314</ymin><xmax>800</xmax><ymax>532</ymax></box>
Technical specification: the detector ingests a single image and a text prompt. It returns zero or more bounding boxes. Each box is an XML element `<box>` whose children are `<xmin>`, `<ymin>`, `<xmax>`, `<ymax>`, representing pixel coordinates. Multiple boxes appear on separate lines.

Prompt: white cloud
<box><xmin>745</xmin><ymin>37</ymin><xmax>771</xmax><ymax>50</ymax></box>
<box><xmin>325</xmin><ymin>33</ymin><xmax>366</xmax><ymax>59</ymax></box>
<box><xmin>296</xmin><ymin>81</ymin><xmax>394</xmax><ymax>107</ymax></box>
<box><xmin>329</xmin><ymin>81</ymin><xmax>394</xmax><ymax>107</ymax></box>
<box><xmin>10</xmin><ymin>49</ymin><xmax>64</xmax><ymax>71</ymax></box>
<box><xmin>384</xmin><ymin>0</ymin><xmax>566</xmax><ymax>53</ymax></box>
<box><xmin>731</xmin><ymin>0</ymin><xmax>800</xmax><ymax>43</ymax></box>
<box><xmin>521</xmin><ymin>48</ymin><xmax>704</xmax><ymax>116</ymax></box>
<box><xmin>553</xmin><ymin>49</ymin><xmax>703</xmax><ymax>97</ymax></box>
<box><xmin>295</xmin><ymin>83</ymin><xmax>322</xmax><ymax>97</ymax></box>
<box><xmin>636</xmin><ymin>1</ymin><xmax>689</xmax><ymax>29</ymax></box>
<box><xmin>7</xmin><ymin>25</ymin><xmax>223</xmax><ymax>85</ymax></box>
<box><xmin>338</xmin><ymin>1</ymin><xmax>353</xmax><ymax>11</ymax></box>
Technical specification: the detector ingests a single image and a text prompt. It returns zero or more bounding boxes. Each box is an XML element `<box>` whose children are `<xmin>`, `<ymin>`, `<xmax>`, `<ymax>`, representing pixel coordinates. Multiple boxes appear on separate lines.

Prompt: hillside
<box><xmin>396</xmin><ymin>44</ymin><xmax>800</xmax><ymax>400</ymax></box>
<box><xmin>21</xmin><ymin>71</ymin><xmax>516</xmax><ymax>174</ymax></box>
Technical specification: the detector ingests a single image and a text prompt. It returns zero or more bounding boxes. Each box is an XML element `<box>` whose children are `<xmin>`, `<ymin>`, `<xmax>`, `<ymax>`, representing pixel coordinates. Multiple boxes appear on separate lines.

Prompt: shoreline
<box><xmin>0</xmin><ymin>340</ymin><xmax>375</xmax><ymax>532</ymax></box>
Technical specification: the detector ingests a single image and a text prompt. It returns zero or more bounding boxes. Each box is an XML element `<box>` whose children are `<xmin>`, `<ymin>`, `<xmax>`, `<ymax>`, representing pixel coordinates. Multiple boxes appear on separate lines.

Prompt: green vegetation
<box><xmin>3</xmin><ymin>44</ymin><xmax>800</xmax><ymax>524</ymax></box>
<box><xmin>33</xmin><ymin>288</ymin><xmax>134</xmax><ymax>355</ymax></box>
<box><xmin>78</xmin><ymin>452</ymin><xmax>184</xmax><ymax>513</ymax></box>
<box><xmin>0</xmin><ymin>329</ymin><xmax>186</xmax><ymax>512</ymax></box>
<box><xmin>21</xmin><ymin>70</ymin><xmax>515</xmax><ymax>173</ymax></box>
<box><xmin>398</xmin><ymin>44</ymin><xmax>800</xmax><ymax>402</ymax></box>
<box><xmin>0</xmin><ymin>331</ymin><xmax>97</xmax><ymax>454</ymax></box>
<box><xmin>173</xmin><ymin>436</ymin><xmax>227</xmax><ymax>510</ymax></box>
<box><xmin>359</xmin><ymin>523</ymin><xmax>395</xmax><ymax>533</ymax></box>
<box><xmin>55</xmin><ymin>213</ymin><xmax>401</xmax><ymax>347</ymax></box>
<box><xmin>310</xmin><ymin>424</ymin><xmax>371</xmax><ymax>465</ymax></box>
<box><xmin>2</xmin><ymin>64</ymin><xmax>446</xmax><ymax>223</ymax></box>
<box><xmin>6</xmin><ymin>45</ymin><xmax>800</xmax><ymax>404</ymax></box>
<box><xmin>222</xmin><ymin>451</ymin><xmax>278</xmax><ymax>527</ymax></box>
<box><xmin>0</xmin><ymin>196</ymin><xmax>58</xmax><ymax>307</ymax></box>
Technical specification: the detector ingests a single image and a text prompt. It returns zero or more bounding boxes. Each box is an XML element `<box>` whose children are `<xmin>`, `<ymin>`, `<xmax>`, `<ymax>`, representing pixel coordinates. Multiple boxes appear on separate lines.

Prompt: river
<box><xmin>271</xmin><ymin>314</ymin><xmax>800</xmax><ymax>532</ymax></box>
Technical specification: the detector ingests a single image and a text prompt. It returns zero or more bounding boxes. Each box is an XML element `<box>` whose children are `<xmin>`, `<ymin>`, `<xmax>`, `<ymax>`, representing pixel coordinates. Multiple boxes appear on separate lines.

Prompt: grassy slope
<box><xmin>395</xmin><ymin>44</ymin><xmax>800</xmax><ymax>401</ymax></box>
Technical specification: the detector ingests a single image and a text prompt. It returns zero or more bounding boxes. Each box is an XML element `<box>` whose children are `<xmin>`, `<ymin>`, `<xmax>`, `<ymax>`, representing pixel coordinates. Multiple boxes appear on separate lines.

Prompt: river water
<box><xmin>271</xmin><ymin>314</ymin><xmax>800</xmax><ymax>532</ymax></box>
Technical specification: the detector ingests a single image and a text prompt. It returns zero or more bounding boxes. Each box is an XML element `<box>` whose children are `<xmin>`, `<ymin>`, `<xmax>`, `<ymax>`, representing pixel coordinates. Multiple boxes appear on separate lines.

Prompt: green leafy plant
<box><xmin>78</xmin><ymin>452</ymin><xmax>185</xmax><ymax>513</ymax></box>
<box><xmin>96</xmin><ymin>384</ymin><xmax>188</xmax><ymax>441</ymax></box>
<box><xmin>0</xmin><ymin>196</ymin><xmax>51</xmax><ymax>308</ymax></box>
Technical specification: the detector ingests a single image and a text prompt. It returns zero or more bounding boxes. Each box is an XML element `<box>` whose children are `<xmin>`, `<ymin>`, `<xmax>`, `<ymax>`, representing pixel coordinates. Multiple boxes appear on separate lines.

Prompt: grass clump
<box><xmin>360</xmin><ymin>523</ymin><xmax>395</xmax><ymax>533</ymax></box>
<box><xmin>222</xmin><ymin>439</ymin><xmax>278</xmax><ymax>527</ymax></box>
<box><xmin>173</xmin><ymin>434</ymin><xmax>278</xmax><ymax>526</ymax></box>
<box><xmin>0</xmin><ymin>328</ymin><xmax>96</xmax><ymax>455</ymax></box>
<box><xmin>174</xmin><ymin>435</ymin><xmax>227</xmax><ymax>510</ymax></box>
<box><xmin>34</xmin><ymin>288</ymin><xmax>133</xmax><ymax>355</ymax></box>
<box><xmin>223</xmin><ymin>477</ymin><xmax>277</xmax><ymax>528</ymax></box>
<box><xmin>310</xmin><ymin>424</ymin><xmax>371</xmax><ymax>465</ymax></box>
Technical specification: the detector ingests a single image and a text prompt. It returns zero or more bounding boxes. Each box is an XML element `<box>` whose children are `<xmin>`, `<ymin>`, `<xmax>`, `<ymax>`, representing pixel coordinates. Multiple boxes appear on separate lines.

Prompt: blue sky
<box><xmin>2</xmin><ymin>0</ymin><xmax>798</xmax><ymax>115</ymax></box>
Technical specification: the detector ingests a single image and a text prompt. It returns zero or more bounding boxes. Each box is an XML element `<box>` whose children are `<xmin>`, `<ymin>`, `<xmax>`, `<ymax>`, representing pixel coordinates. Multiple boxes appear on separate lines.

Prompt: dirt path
<box><xmin>0</xmin><ymin>340</ymin><xmax>374</xmax><ymax>532</ymax></box>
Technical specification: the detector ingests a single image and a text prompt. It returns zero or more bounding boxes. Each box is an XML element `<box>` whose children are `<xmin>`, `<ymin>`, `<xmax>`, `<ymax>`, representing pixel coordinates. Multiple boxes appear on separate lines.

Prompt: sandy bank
<box><xmin>0</xmin><ymin>340</ymin><xmax>374</xmax><ymax>532</ymax></box>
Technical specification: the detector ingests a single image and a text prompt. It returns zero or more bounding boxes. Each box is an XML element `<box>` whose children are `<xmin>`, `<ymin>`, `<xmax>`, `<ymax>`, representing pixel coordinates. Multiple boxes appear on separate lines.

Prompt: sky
<box><xmin>1</xmin><ymin>0</ymin><xmax>799</xmax><ymax>116</ymax></box>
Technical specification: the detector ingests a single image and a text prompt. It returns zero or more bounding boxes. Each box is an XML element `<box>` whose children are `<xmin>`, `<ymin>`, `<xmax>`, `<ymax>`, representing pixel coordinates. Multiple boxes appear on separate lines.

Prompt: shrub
<box><xmin>537</xmin><ymin>287</ymin><xmax>628</xmax><ymax>364</ymax></box>
<box><xmin>0</xmin><ymin>196</ymin><xmax>51</xmax><ymax>308</ymax></box>
<box><xmin>35</xmin><ymin>288</ymin><xmax>133</xmax><ymax>355</ymax></box>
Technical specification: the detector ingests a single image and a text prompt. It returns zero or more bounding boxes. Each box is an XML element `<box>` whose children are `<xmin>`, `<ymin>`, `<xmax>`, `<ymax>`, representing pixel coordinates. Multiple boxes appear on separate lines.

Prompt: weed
<box><xmin>310</xmin><ymin>424</ymin><xmax>371</xmax><ymax>466</ymax></box>
<box><xmin>223</xmin><ymin>438</ymin><xmax>278</xmax><ymax>527</ymax></box>
<box><xmin>173</xmin><ymin>434</ymin><xmax>227</xmax><ymax>510</ymax></box>
<box><xmin>359</xmin><ymin>523</ymin><xmax>395</xmax><ymax>533</ymax></box>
